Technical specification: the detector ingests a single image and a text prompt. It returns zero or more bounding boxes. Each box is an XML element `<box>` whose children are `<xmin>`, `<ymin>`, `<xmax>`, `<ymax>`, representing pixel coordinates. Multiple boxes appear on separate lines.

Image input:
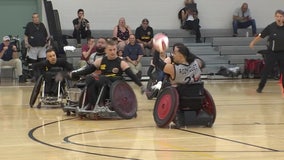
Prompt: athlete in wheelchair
<box><xmin>152</xmin><ymin>42</ymin><xmax>216</xmax><ymax>128</ymax></box>
<box><xmin>69</xmin><ymin>40</ymin><xmax>145</xmax><ymax>119</ymax></box>
<box><xmin>63</xmin><ymin>38</ymin><xmax>107</xmax><ymax>116</ymax></box>
<box><xmin>29</xmin><ymin>49</ymin><xmax>73</xmax><ymax>108</ymax></box>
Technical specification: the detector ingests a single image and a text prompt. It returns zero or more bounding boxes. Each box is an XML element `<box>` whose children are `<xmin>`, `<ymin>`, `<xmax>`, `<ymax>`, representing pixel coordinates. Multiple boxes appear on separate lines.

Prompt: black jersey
<box><xmin>99</xmin><ymin>56</ymin><xmax>123</xmax><ymax>77</ymax></box>
<box><xmin>33</xmin><ymin>59</ymin><xmax>73</xmax><ymax>75</ymax></box>
<box><xmin>260</xmin><ymin>22</ymin><xmax>284</xmax><ymax>52</ymax></box>
<box><xmin>24</xmin><ymin>22</ymin><xmax>48</xmax><ymax>47</ymax></box>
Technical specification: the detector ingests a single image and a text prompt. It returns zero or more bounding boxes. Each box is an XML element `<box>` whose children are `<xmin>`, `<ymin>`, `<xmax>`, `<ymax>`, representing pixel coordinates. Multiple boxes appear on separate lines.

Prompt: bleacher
<box><xmin>63</xmin><ymin>28</ymin><xmax>267</xmax><ymax>80</ymax></box>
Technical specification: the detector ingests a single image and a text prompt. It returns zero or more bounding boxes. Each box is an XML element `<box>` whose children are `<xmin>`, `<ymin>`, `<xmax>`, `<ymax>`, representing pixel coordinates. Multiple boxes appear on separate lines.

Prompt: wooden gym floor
<box><xmin>0</xmin><ymin>79</ymin><xmax>284</xmax><ymax>160</ymax></box>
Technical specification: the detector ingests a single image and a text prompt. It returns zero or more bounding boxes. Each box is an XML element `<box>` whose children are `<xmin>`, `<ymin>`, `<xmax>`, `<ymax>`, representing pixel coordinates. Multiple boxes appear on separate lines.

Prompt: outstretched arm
<box><xmin>249</xmin><ymin>35</ymin><xmax>262</xmax><ymax>50</ymax></box>
<box><xmin>71</xmin><ymin>64</ymin><xmax>97</xmax><ymax>79</ymax></box>
<box><xmin>153</xmin><ymin>51</ymin><xmax>174</xmax><ymax>79</ymax></box>
<box><xmin>121</xmin><ymin>60</ymin><xmax>142</xmax><ymax>86</ymax></box>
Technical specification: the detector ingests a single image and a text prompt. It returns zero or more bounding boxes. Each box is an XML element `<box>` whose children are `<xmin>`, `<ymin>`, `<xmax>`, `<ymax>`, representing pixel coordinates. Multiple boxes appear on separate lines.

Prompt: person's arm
<box><xmin>0</xmin><ymin>45</ymin><xmax>6</xmax><ymax>59</ymax></box>
<box><xmin>233</xmin><ymin>8</ymin><xmax>241</xmax><ymax>21</ymax></box>
<box><xmin>61</xmin><ymin>60</ymin><xmax>74</xmax><ymax>71</ymax></box>
<box><xmin>153</xmin><ymin>51</ymin><xmax>174</xmax><ymax>79</ymax></box>
<box><xmin>135</xmin><ymin>28</ymin><xmax>143</xmax><ymax>43</ymax></box>
<box><xmin>84</xmin><ymin>19</ymin><xmax>90</xmax><ymax>30</ymax></box>
<box><xmin>136</xmin><ymin>54</ymin><xmax>143</xmax><ymax>64</ymax></box>
<box><xmin>12</xmin><ymin>45</ymin><xmax>18</xmax><ymax>59</ymax></box>
<box><xmin>32</xmin><ymin>61</ymin><xmax>45</xmax><ymax>80</ymax></box>
<box><xmin>82</xmin><ymin>44</ymin><xmax>95</xmax><ymax>59</ymax></box>
<box><xmin>71</xmin><ymin>64</ymin><xmax>97</xmax><ymax>78</ymax></box>
<box><xmin>127</xmin><ymin>26</ymin><xmax>133</xmax><ymax>35</ymax></box>
<box><xmin>113</xmin><ymin>26</ymin><xmax>119</xmax><ymax>39</ymax></box>
<box><xmin>147</xmin><ymin>59</ymin><xmax>155</xmax><ymax>77</ymax></box>
<box><xmin>123</xmin><ymin>46</ymin><xmax>133</xmax><ymax>63</ymax></box>
<box><xmin>121</xmin><ymin>60</ymin><xmax>142</xmax><ymax>86</ymax></box>
<box><xmin>249</xmin><ymin>35</ymin><xmax>262</xmax><ymax>50</ymax></box>
<box><xmin>73</xmin><ymin>18</ymin><xmax>80</xmax><ymax>30</ymax></box>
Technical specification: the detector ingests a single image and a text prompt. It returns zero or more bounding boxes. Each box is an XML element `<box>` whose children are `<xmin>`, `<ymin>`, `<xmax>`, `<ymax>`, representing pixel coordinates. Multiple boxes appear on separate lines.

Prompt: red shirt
<box><xmin>81</xmin><ymin>44</ymin><xmax>96</xmax><ymax>61</ymax></box>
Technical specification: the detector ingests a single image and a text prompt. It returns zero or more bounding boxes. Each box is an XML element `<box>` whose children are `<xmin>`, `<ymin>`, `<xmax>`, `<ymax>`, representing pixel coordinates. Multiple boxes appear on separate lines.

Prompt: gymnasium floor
<box><xmin>0</xmin><ymin>79</ymin><xmax>284</xmax><ymax>160</ymax></box>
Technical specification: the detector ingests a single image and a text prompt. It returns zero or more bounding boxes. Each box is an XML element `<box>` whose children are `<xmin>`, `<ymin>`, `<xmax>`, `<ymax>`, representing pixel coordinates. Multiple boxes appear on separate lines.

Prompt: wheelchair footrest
<box><xmin>183</xmin><ymin>110</ymin><xmax>213</xmax><ymax>126</ymax></box>
<box><xmin>63</xmin><ymin>105</ymin><xmax>77</xmax><ymax>112</ymax></box>
<box><xmin>76</xmin><ymin>106</ymin><xmax>121</xmax><ymax>119</ymax></box>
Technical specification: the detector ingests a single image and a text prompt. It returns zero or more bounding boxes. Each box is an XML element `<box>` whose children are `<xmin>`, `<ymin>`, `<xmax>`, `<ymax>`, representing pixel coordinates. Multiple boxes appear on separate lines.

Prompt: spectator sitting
<box><xmin>79</xmin><ymin>36</ymin><xmax>96</xmax><ymax>67</ymax></box>
<box><xmin>135</xmin><ymin>18</ymin><xmax>154</xmax><ymax>56</ymax></box>
<box><xmin>88</xmin><ymin>37</ymin><xmax>107</xmax><ymax>65</ymax></box>
<box><xmin>179</xmin><ymin>0</ymin><xmax>202</xmax><ymax>43</ymax></box>
<box><xmin>178</xmin><ymin>0</ymin><xmax>198</xmax><ymax>26</ymax></box>
<box><xmin>123</xmin><ymin>34</ymin><xmax>143</xmax><ymax>80</ymax></box>
<box><xmin>113</xmin><ymin>17</ymin><xmax>132</xmax><ymax>52</ymax></box>
<box><xmin>232</xmin><ymin>3</ymin><xmax>257</xmax><ymax>37</ymax></box>
<box><xmin>72</xmin><ymin>9</ymin><xmax>91</xmax><ymax>47</ymax></box>
<box><xmin>0</xmin><ymin>36</ymin><xmax>26</xmax><ymax>83</ymax></box>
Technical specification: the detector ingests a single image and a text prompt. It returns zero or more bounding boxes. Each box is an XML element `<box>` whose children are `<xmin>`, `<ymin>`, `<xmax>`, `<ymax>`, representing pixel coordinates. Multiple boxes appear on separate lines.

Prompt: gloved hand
<box><xmin>55</xmin><ymin>72</ymin><xmax>63</xmax><ymax>82</ymax></box>
<box><xmin>151</xmin><ymin>81</ymin><xmax>162</xmax><ymax>90</ymax></box>
<box><xmin>140</xmin><ymin>85</ymin><xmax>146</xmax><ymax>94</ymax></box>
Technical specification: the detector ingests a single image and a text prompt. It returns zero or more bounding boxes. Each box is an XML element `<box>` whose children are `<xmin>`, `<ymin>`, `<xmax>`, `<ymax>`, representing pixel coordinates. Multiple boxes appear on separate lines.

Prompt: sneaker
<box><xmin>151</xmin><ymin>81</ymin><xmax>162</xmax><ymax>90</ymax></box>
<box><xmin>233</xmin><ymin>34</ymin><xmax>238</xmax><ymax>37</ymax></box>
<box><xmin>19</xmin><ymin>75</ymin><xmax>26</xmax><ymax>83</ymax></box>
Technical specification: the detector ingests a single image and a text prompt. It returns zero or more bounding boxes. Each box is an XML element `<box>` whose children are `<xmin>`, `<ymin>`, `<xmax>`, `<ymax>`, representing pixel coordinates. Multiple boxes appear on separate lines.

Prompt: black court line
<box><xmin>179</xmin><ymin>129</ymin><xmax>280</xmax><ymax>152</ymax></box>
<box><xmin>28</xmin><ymin>118</ymin><xmax>140</xmax><ymax>160</ymax></box>
<box><xmin>64</xmin><ymin>126</ymin><xmax>281</xmax><ymax>153</ymax></box>
<box><xmin>28</xmin><ymin>118</ymin><xmax>283</xmax><ymax>160</ymax></box>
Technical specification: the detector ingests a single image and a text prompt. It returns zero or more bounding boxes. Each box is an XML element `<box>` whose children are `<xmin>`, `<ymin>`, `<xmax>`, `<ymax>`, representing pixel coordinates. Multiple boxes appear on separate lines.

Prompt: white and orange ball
<box><xmin>153</xmin><ymin>33</ymin><xmax>169</xmax><ymax>52</ymax></box>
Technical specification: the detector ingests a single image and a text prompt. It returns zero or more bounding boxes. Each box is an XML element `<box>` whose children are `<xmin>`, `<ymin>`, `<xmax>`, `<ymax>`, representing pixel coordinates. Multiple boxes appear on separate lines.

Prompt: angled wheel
<box><xmin>110</xmin><ymin>80</ymin><xmax>137</xmax><ymax>119</ymax></box>
<box><xmin>202</xmin><ymin>88</ymin><xmax>216</xmax><ymax>127</ymax></box>
<box><xmin>78</xmin><ymin>88</ymin><xmax>88</xmax><ymax>109</ymax></box>
<box><xmin>153</xmin><ymin>87</ymin><xmax>179</xmax><ymax>128</ymax></box>
<box><xmin>29</xmin><ymin>75</ymin><xmax>44</xmax><ymax>108</ymax></box>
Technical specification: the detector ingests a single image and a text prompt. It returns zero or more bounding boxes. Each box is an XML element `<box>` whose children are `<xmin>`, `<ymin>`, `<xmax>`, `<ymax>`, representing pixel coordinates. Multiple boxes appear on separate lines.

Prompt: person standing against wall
<box><xmin>249</xmin><ymin>10</ymin><xmax>284</xmax><ymax>93</ymax></box>
<box><xmin>24</xmin><ymin>13</ymin><xmax>49</xmax><ymax>63</ymax></box>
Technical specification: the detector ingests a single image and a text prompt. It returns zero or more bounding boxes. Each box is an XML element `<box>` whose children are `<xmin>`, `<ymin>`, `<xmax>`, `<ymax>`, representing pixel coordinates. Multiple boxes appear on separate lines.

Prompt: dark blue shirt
<box><xmin>0</xmin><ymin>43</ymin><xmax>15</xmax><ymax>61</ymax></box>
<box><xmin>123</xmin><ymin>43</ymin><xmax>143</xmax><ymax>60</ymax></box>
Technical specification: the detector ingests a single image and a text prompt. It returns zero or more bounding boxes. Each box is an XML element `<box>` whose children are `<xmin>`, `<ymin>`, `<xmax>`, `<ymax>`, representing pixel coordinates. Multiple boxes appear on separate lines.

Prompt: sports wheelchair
<box><xmin>153</xmin><ymin>81</ymin><xmax>216</xmax><ymax>128</ymax></box>
<box><xmin>63</xmin><ymin>77</ymin><xmax>138</xmax><ymax>120</ymax></box>
<box><xmin>29</xmin><ymin>67</ymin><xmax>69</xmax><ymax>108</ymax></box>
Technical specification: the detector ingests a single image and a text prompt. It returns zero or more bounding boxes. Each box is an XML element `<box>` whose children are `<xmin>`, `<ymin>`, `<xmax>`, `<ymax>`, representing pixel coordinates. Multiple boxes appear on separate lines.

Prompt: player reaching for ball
<box><xmin>152</xmin><ymin>33</ymin><xmax>204</xmax><ymax>86</ymax></box>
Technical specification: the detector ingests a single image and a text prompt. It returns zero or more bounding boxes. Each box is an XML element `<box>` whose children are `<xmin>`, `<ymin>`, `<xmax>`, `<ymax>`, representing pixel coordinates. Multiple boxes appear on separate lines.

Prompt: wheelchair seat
<box><xmin>153</xmin><ymin>81</ymin><xmax>216</xmax><ymax>128</ymax></box>
<box><xmin>176</xmin><ymin>82</ymin><xmax>205</xmax><ymax>110</ymax></box>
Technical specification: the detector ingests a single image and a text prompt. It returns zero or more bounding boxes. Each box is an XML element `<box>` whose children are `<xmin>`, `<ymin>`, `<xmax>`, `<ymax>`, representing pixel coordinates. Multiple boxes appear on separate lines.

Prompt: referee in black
<box><xmin>250</xmin><ymin>9</ymin><xmax>284</xmax><ymax>93</ymax></box>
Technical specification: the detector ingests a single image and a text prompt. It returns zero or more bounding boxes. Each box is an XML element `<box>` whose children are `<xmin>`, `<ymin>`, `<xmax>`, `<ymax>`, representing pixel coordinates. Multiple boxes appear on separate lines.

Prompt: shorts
<box><xmin>27</xmin><ymin>46</ymin><xmax>47</xmax><ymax>60</ymax></box>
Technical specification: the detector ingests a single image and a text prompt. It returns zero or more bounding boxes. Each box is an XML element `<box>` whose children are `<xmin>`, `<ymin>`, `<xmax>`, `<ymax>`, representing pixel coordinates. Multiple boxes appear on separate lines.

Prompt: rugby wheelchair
<box><xmin>29</xmin><ymin>67</ymin><xmax>69</xmax><ymax>108</ymax></box>
<box><xmin>63</xmin><ymin>76</ymin><xmax>138</xmax><ymax>120</ymax></box>
<box><xmin>153</xmin><ymin>81</ymin><xmax>216</xmax><ymax>128</ymax></box>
